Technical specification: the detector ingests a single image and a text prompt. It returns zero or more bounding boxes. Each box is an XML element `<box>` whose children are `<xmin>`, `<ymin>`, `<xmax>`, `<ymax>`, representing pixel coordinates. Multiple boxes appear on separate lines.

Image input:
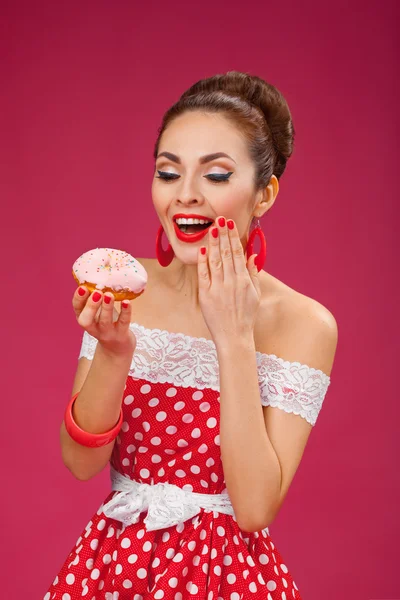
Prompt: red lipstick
<box><xmin>172</xmin><ymin>214</ymin><xmax>214</xmax><ymax>244</ymax></box>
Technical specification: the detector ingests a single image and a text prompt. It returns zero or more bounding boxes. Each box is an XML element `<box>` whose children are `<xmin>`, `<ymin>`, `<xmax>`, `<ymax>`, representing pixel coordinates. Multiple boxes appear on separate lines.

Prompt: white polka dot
<box><xmin>200</xmin><ymin>480</ymin><xmax>209</xmax><ymax>488</ymax></box>
<box><xmin>281</xmin><ymin>593</ymin><xmax>287</xmax><ymax>600</ymax></box>
<box><xmin>158</xmin><ymin>467</ymin><xmax>165</xmax><ymax>476</ymax></box>
<box><xmin>136</xmin><ymin>568</ymin><xmax>147</xmax><ymax>579</ymax></box>
<box><xmin>151</xmin><ymin>437</ymin><xmax>161</xmax><ymax>445</ymax></box>
<box><xmin>230</xmin><ymin>594</ymin><xmax>240</xmax><ymax>600</ymax></box>
<box><xmin>249</xmin><ymin>582</ymin><xmax>257</xmax><ymax>592</ymax></box>
<box><xmin>198</xmin><ymin>443</ymin><xmax>208</xmax><ymax>453</ymax></box>
<box><xmin>88</xmin><ymin>538</ymin><xmax>98</xmax><ymax>551</ymax></box>
<box><xmin>152</xmin><ymin>454</ymin><xmax>162</xmax><ymax>463</ymax></box>
<box><xmin>115</xmin><ymin>564</ymin><xmax>123</xmax><ymax>575</ymax></box>
<box><xmin>65</xmin><ymin>573</ymin><xmax>75</xmax><ymax>585</ymax></box>
<box><xmin>143</xmin><ymin>541</ymin><xmax>152</xmax><ymax>551</ymax></box>
<box><xmin>177</xmin><ymin>439</ymin><xmax>189</xmax><ymax>447</ymax></box>
<box><xmin>214</xmin><ymin>434</ymin><xmax>220</xmax><ymax>445</ymax></box>
<box><xmin>280</xmin><ymin>563</ymin><xmax>289</xmax><ymax>573</ymax></box>
<box><xmin>121</xmin><ymin>421</ymin><xmax>129</xmax><ymax>432</ymax></box>
<box><xmin>192</xmin><ymin>391</ymin><xmax>203</xmax><ymax>400</ymax></box>
<box><xmin>44</xmin><ymin>594</ymin><xmax>51</xmax><ymax>600</ymax></box>
<box><xmin>122</xmin><ymin>458</ymin><xmax>130</xmax><ymax>466</ymax></box>
<box><xmin>132</xmin><ymin>408</ymin><xmax>142</xmax><ymax>418</ymax></box>
<box><xmin>140</xmin><ymin>384</ymin><xmax>151</xmax><ymax>394</ymax></box>
<box><xmin>172</xmin><ymin>552</ymin><xmax>183</xmax><ymax>562</ymax></box>
<box><xmin>154</xmin><ymin>591</ymin><xmax>164</xmax><ymax>599</ymax></box>
<box><xmin>148</xmin><ymin>397</ymin><xmax>159</xmax><ymax>407</ymax></box>
<box><xmin>211</xmin><ymin>472</ymin><xmax>218</xmax><ymax>482</ymax></box>
<box><xmin>182</xmin><ymin>483</ymin><xmax>193</xmax><ymax>491</ymax></box>
<box><xmin>183</xmin><ymin>451</ymin><xmax>192</xmax><ymax>460</ymax></box>
<box><xmin>223</xmin><ymin>555</ymin><xmax>232</xmax><ymax>565</ymax></box>
<box><xmin>97</xmin><ymin>519</ymin><xmax>106</xmax><ymax>531</ymax></box>
<box><xmin>156</xmin><ymin>411</ymin><xmax>167</xmax><ymax>421</ymax></box>
<box><xmin>103</xmin><ymin>554</ymin><xmax>112</xmax><ymax>564</ymax></box>
<box><xmin>191</xmin><ymin>428</ymin><xmax>201</xmax><ymax>438</ymax></box>
<box><xmin>121</xmin><ymin>537</ymin><xmax>131</xmax><ymax>549</ymax></box>
<box><xmin>206</xmin><ymin>457</ymin><xmax>215</xmax><ymax>466</ymax></box>
<box><xmin>200</xmin><ymin>402</ymin><xmax>211</xmax><ymax>412</ymax></box>
<box><xmin>227</xmin><ymin>573</ymin><xmax>236</xmax><ymax>584</ymax></box>
<box><xmin>166</xmin><ymin>387</ymin><xmax>177</xmax><ymax>397</ymax></box>
<box><xmin>127</xmin><ymin>554</ymin><xmax>138</xmax><ymax>563</ymax></box>
<box><xmin>168</xmin><ymin>577</ymin><xmax>179</xmax><ymax>588</ymax></box>
<box><xmin>190</xmin><ymin>465</ymin><xmax>201</xmax><ymax>474</ymax></box>
<box><xmin>282</xmin><ymin>577</ymin><xmax>288</xmax><ymax>588</ymax></box>
<box><xmin>259</xmin><ymin>553</ymin><xmax>269</xmax><ymax>564</ymax></box>
<box><xmin>186</xmin><ymin>582</ymin><xmax>198</xmax><ymax>594</ymax></box>
<box><xmin>143</xmin><ymin>421</ymin><xmax>150</xmax><ymax>432</ymax></box>
<box><xmin>61</xmin><ymin>594</ymin><xmax>71</xmax><ymax>600</ymax></box>
<box><xmin>267</xmin><ymin>580</ymin><xmax>277</xmax><ymax>591</ymax></box>
<box><xmin>140</xmin><ymin>469</ymin><xmax>150</xmax><ymax>478</ymax></box>
<box><xmin>182</xmin><ymin>413</ymin><xmax>194</xmax><ymax>423</ymax></box>
<box><xmin>213</xmin><ymin>565</ymin><xmax>221</xmax><ymax>575</ymax></box>
<box><xmin>127</xmin><ymin>444</ymin><xmax>136</xmax><ymax>453</ymax></box>
<box><xmin>175</xmin><ymin>470</ymin><xmax>186</xmax><ymax>478</ymax></box>
<box><xmin>166</xmin><ymin>426</ymin><xmax>177</xmax><ymax>434</ymax></box>
<box><xmin>90</xmin><ymin>569</ymin><xmax>100</xmax><ymax>579</ymax></box>
<box><xmin>174</xmin><ymin>401</ymin><xmax>185</xmax><ymax>410</ymax></box>
<box><xmin>137</xmin><ymin>528</ymin><xmax>145</xmax><ymax>539</ymax></box>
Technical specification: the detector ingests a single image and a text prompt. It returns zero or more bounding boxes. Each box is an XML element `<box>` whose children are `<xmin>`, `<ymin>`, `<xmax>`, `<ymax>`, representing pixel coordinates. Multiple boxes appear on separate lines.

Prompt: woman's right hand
<box><xmin>72</xmin><ymin>286</ymin><xmax>137</xmax><ymax>358</ymax></box>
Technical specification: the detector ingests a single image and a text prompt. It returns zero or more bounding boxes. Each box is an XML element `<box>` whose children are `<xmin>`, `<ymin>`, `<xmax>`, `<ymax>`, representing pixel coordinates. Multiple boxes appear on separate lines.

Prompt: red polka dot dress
<box><xmin>43</xmin><ymin>323</ymin><xmax>331</xmax><ymax>600</ymax></box>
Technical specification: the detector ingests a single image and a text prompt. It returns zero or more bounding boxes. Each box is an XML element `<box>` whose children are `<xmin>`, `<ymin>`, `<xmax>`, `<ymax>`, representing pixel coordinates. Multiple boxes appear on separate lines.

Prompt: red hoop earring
<box><xmin>246</xmin><ymin>219</ymin><xmax>267</xmax><ymax>272</ymax></box>
<box><xmin>156</xmin><ymin>224</ymin><xmax>175</xmax><ymax>267</ymax></box>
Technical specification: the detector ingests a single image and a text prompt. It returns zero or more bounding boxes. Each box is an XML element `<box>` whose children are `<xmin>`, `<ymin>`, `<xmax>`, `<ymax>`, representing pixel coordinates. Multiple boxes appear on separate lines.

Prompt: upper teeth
<box><xmin>175</xmin><ymin>218</ymin><xmax>213</xmax><ymax>225</ymax></box>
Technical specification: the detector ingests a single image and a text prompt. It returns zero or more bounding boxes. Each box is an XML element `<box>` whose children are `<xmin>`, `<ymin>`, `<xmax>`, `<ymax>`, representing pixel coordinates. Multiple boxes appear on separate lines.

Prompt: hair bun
<box><xmin>181</xmin><ymin>71</ymin><xmax>295</xmax><ymax>179</ymax></box>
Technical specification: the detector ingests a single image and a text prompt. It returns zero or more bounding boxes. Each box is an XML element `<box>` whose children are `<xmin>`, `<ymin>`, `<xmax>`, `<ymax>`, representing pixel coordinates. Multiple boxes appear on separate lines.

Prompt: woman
<box><xmin>44</xmin><ymin>71</ymin><xmax>338</xmax><ymax>599</ymax></box>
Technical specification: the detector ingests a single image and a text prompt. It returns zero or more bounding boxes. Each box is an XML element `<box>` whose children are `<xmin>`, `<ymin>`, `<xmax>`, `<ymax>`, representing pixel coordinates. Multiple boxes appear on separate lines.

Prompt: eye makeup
<box><xmin>156</xmin><ymin>170</ymin><xmax>234</xmax><ymax>183</ymax></box>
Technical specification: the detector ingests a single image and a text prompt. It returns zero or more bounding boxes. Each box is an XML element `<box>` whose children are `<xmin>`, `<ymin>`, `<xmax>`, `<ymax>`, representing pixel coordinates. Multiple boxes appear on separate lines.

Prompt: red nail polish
<box><xmin>211</xmin><ymin>227</ymin><xmax>219</xmax><ymax>238</ymax></box>
<box><xmin>92</xmin><ymin>292</ymin><xmax>101</xmax><ymax>302</ymax></box>
<box><xmin>227</xmin><ymin>220</ymin><xmax>234</xmax><ymax>230</ymax></box>
<box><xmin>104</xmin><ymin>295</ymin><xmax>111</xmax><ymax>304</ymax></box>
<box><xmin>218</xmin><ymin>217</ymin><xmax>225</xmax><ymax>227</ymax></box>
<box><xmin>78</xmin><ymin>287</ymin><xmax>86</xmax><ymax>296</ymax></box>
<box><xmin>122</xmin><ymin>300</ymin><xmax>130</xmax><ymax>308</ymax></box>
<box><xmin>200</xmin><ymin>246</ymin><xmax>206</xmax><ymax>255</ymax></box>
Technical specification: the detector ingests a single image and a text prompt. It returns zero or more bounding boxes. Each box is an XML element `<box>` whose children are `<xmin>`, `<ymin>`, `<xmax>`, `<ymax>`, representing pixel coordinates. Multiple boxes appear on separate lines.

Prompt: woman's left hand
<box><xmin>197</xmin><ymin>216</ymin><xmax>261</xmax><ymax>348</ymax></box>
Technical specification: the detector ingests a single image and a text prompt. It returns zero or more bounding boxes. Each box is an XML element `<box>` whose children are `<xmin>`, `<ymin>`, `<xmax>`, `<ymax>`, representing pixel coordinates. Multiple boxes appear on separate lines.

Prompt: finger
<box><xmin>98</xmin><ymin>292</ymin><xmax>114</xmax><ymax>329</ymax></box>
<box><xmin>208</xmin><ymin>224</ymin><xmax>223</xmax><ymax>284</ymax></box>
<box><xmin>77</xmin><ymin>289</ymin><xmax>103</xmax><ymax>329</ymax></box>
<box><xmin>116</xmin><ymin>299</ymin><xmax>132</xmax><ymax>331</ymax></box>
<box><xmin>72</xmin><ymin>285</ymin><xmax>89</xmax><ymax>319</ymax></box>
<box><xmin>216</xmin><ymin>216</ymin><xmax>235</xmax><ymax>282</ymax></box>
<box><xmin>247</xmin><ymin>253</ymin><xmax>261</xmax><ymax>294</ymax></box>
<box><xmin>227</xmin><ymin>219</ymin><xmax>247</xmax><ymax>275</ymax></box>
<box><xmin>197</xmin><ymin>245</ymin><xmax>210</xmax><ymax>290</ymax></box>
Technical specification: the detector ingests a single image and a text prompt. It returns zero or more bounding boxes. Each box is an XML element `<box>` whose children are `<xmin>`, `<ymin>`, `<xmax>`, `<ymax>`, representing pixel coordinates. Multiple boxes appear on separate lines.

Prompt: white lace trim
<box><xmin>102</xmin><ymin>465</ymin><xmax>235</xmax><ymax>531</ymax></box>
<box><xmin>78</xmin><ymin>323</ymin><xmax>331</xmax><ymax>426</ymax></box>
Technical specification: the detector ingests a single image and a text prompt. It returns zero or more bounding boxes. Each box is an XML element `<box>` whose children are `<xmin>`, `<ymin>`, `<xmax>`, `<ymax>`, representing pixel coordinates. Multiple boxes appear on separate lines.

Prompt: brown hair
<box><xmin>153</xmin><ymin>70</ymin><xmax>295</xmax><ymax>191</ymax></box>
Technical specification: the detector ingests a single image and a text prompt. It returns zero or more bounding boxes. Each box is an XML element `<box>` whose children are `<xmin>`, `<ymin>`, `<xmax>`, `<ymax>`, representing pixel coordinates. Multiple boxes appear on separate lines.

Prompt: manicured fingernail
<box><xmin>92</xmin><ymin>292</ymin><xmax>101</xmax><ymax>302</ymax></box>
<box><xmin>227</xmin><ymin>220</ymin><xmax>234</xmax><ymax>230</ymax></box>
<box><xmin>122</xmin><ymin>300</ymin><xmax>129</xmax><ymax>308</ymax></box>
<box><xmin>218</xmin><ymin>217</ymin><xmax>225</xmax><ymax>227</ymax></box>
<box><xmin>211</xmin><ymin>227</ymin><xmax>219</xmax><ymax>238</ymax></box>
<box><xmin>104</xmin><ymin>295</ymin><xmax>111</xmax><ymax>304</ymax></box>
<box><xmin>78</xmin><ymin>287</ymin><xmax>86</xmax><ymax>296</ymax></box>
<box><xmin>200</xmin><ymin>246</ymin><xmax>206</xmax><ymax>255</ymax></box>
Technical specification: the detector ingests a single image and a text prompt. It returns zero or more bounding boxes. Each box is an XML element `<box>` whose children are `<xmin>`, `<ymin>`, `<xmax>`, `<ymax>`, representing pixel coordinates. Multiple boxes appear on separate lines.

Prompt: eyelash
<box><xmin>156</xmin><ymin>170</ymin><xmax>233</xmax><ymax>183</ymax></box>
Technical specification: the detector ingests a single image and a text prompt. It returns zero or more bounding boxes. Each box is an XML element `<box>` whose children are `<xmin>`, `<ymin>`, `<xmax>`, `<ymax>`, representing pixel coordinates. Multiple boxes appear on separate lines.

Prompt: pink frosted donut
<box><xmin>72</xmin><ymin>247</ymin><xmax>148</xmax><ymax>301</ymax></box>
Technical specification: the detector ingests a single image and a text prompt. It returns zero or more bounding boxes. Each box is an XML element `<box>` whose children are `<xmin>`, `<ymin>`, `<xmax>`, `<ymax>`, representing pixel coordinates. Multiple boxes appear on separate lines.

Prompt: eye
<box><xmin>204</xmin><ymin>172</ymin><xmax>233</xmax><ymax>183</ymax></box>
<box><xmin>156</xmin><ymin>170</ymin><xmax>180</xmax><ymax>181</ymax></box>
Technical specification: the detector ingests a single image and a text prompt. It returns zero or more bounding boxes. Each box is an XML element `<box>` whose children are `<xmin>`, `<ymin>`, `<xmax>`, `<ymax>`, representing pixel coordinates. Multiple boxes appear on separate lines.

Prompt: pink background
<box><xmin>1</xmin><ymin>1</ymin><xmax>398</xmax><ymax>598</ymax></box>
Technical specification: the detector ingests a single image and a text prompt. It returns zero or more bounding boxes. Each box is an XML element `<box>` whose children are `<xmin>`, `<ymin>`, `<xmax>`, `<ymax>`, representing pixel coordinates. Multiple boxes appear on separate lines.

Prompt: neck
<box><xmin>164</xmin><ymin>259</ymin><xmax>202</xmax><ymax>309</ymax></box>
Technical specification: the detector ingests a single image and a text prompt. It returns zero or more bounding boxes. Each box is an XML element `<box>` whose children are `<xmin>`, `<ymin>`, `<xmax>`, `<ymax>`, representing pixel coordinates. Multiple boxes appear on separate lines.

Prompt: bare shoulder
<box><xmin>258</xmin><ymin>272</ymin><xmax>338</xmax><ymax>376</ymax></box>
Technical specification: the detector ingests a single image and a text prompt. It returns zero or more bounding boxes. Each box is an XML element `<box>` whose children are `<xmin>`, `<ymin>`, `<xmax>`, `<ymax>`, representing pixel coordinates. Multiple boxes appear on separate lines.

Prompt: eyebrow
<box><xmin>156</xmin><ymin>151</ymin><xmax>236</xmax><ymax>165</ymax></box>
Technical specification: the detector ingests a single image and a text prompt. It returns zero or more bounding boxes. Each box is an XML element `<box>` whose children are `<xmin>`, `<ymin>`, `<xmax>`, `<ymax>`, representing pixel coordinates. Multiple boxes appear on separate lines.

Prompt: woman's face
<box><xmin>152</xmin><ymin>111</ymin><xmax>265</xmax><ymax>264</ymax></box>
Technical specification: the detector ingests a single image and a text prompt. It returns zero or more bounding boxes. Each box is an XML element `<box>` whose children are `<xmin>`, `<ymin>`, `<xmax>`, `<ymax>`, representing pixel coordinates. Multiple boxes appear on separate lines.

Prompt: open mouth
<box><xmin>174</xmin><ymin>218</ymin><xmax>214</xmax><ymax>234</ymax></box>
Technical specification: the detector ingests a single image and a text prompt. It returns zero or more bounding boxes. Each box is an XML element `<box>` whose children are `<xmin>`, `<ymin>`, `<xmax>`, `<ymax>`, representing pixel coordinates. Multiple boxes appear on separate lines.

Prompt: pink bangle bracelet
<box><xmin>64</xmin><ymin>392</ymin><xmax>123</xmax><ymax>448</ymax></box>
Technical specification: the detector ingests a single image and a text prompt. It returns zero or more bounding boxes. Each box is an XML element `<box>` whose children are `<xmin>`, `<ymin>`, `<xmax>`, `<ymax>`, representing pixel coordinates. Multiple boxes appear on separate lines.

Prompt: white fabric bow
<box><xmin>102</xmin><ymin>466</ymin><xmax>234</xmax><ymax>531</ymax></box>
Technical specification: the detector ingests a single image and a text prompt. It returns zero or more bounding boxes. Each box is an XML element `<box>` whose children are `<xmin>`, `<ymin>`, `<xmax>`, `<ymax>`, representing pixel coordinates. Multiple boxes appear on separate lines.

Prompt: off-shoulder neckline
<box><xmin>129</xmin><ymin>321</ymin><xmax>331</xmax><ymax>382</ymax></box>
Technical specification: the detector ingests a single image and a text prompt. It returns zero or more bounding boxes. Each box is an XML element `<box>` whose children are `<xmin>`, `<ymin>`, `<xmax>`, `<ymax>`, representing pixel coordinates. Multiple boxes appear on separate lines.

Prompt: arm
<box><xmin>60</xmin><ymin>344</ymin><xmax>132</xmax><ymax>481</ymax></box>
<box><xmin>216</xmin><ymin>303</ymin><xmax>338</xmax><ymax>533</ymax></box>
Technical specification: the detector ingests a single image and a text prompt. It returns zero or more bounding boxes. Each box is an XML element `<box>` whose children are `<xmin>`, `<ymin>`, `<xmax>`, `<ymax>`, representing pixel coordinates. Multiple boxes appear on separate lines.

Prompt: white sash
<box><xmin>102</xmin><ymin>465</ymin><xmax>235</xmax><ymax>531</ymax></box>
